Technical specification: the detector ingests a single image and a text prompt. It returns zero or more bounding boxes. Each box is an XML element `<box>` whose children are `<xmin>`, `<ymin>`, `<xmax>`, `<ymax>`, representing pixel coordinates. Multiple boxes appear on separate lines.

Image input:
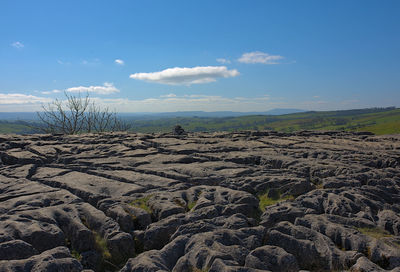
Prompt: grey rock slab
<box><xmin>0</xmin><ymin>246</ymin><xmax>82</xmax><ymax>272</ymax></box>
<box><xmin>33</xmin><ymin>170</ymin><xmax>145</xmax><ymax>205</ymax></box>
<box><xmin>0</xmin><ymin>239</ymin><xmax>38</xmax><ymax>260</ymax></box>
<box><xmin>0</xmin><ymin>149</ymin><xmax>45</xmax><ymax>165</ymax></box>
<box><xmin>244</xmin><ymin>245</ymin><xmax>299</xmax><ymax>272</ymax></box>
<box><xmin>266</xmin><ymin>221</ymin><xmax>362</xmax><ymax>271</ymax></box>
<box><xmin>122</xmin><ymin>235</ymin><xmax>189</xmax><ymax>272</ymax></box>
<box><xmin>0</xmin><ymin>132</ymin><xmax>399</xmax><ymax>271</ymax></box>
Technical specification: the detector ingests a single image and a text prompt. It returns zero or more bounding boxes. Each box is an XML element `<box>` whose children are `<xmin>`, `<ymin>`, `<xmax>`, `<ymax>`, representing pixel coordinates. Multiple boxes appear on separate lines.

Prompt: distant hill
<box><xmin>0</xmin><ymin>107</ymin><xmax>399</xmax><ymax>135</ymax></box>
<box><xmin>0</xmin><ymin>108</ymin><xmax>305</xmax><ymax>121</ymax></box>
<box><xmin>0</xmin><ymin>112</ymin><xmax>40</xmax><ymax>121</ymax></box>
<box><xmin>112</xmin><ymin>108</ymin><xmax>306</xmax><ymax>119</ymax></box>
<box><xmin>126</xmin><ymin>107</ymin><xmax>400</xmax><ymax>135</ymax></box>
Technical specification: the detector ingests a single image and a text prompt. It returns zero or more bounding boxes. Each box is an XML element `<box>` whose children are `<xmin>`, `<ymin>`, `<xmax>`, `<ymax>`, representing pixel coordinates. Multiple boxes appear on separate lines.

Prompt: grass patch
<box><xmin>357</xmin><ymin>227</ymin><xmax>393</xmax><ymax>239</ymax></box>
<box><xmin>258</xmin><ymin>190</ymin><xmax>294</xmax><ymax>212</ymax></box>
<box><xmin>93</xmin><ymin>232</ymin><xmax>123</xmax><ymax>271</ymax></box>
<box><xmin>79</xmin><ymin>216</ymin><xmax>123</xmax><ymax>271</ymax></box>
<box><xmin>71</xmin><ymin>249</ymin><xmax>82</xmax><ymax>261</ymax></box>
<box><xmin>187</xmin><ymin>201</ymin><xmax>197</xmax><ymax>211</ymax></box>
<box><xmin>130</xmin><ymin>195</ymin><xmax>152</xmax><ymax>214</ymax></box>
<box><xmin>93</xmin><ymin>232</ymin><xmax>112</xmax><ymax>260</ymax></box>
<box><xmin>65</xmin><ymin>237</ymin><xmax>81</xmax><ymax>260</ymax></box>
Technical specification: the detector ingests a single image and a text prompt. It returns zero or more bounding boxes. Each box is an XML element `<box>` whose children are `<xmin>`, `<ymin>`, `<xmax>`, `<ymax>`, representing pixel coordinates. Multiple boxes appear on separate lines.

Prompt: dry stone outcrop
<box><xmin>0</xmin><ymin>131</ymin><xmax>399</xmax><ymax>271</ymax></box>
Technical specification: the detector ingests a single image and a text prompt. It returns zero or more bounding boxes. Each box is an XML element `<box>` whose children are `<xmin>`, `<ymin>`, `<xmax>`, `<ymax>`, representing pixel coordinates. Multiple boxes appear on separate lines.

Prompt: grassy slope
<box><xmin>260</xmin><ymin>108</ymin><xmax>400</xmax><ymax>134</ymax></box>
<box><xmin>0</xmin><ymin>108</ymin><xmax>399</xmax><ymax>135</ymax></box>
<box><xmin>0</xmin><ymin>121</ymin><xmax>40</xmax><ymax>134</ymax></box>
<box><xmin>128</xmin><ymin>108</ymin><xmax>400</xmax><ymax>135</ymax></box>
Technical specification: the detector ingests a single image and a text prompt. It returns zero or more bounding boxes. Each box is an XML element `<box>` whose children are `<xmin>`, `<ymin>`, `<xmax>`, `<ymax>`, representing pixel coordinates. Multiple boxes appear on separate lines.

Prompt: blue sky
<box><xmin>1</xmin><ymin>0</ymin><xmax>399</xmax><ymax>112</ymax></box>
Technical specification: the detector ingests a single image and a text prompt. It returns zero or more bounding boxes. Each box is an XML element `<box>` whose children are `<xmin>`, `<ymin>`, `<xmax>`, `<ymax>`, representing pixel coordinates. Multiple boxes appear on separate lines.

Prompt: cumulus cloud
<box><xmin>216</xmin><ymin>58</ymin><xmax>231</xmax><ymax>64</ymax></box>
<box><xmin>115</xmin><ymin>59</ymin><xmax>124</xmax><ymax>65</ymax></box>
<box><xmin>64</xmin><ymin>82</ymin><xmax>120</xmax><ymax>95</ymax></box>
<box><xmin>0</xmin><ymin>93</ymin><xmax>51</xmax><ymax>104</ymax></box>
<box><xmin>130</xmin><ymin>66</ymin><xmax>239</xmax><ymax>85</ymax></box>
<box><xmin>11</xmin><ymin>41</ymin><xmax>24</xmax><ymax>49</ymax></box>
<box><xmin>238</xmin><ymin>51</ymin><xmax>283</xmax><ymax>64</ymax></box>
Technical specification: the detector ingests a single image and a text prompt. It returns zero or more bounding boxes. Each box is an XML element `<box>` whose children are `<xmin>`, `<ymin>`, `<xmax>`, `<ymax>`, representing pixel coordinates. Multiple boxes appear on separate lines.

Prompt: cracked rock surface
<box><xmin>0</xmin><ymin>131</ymin><xmax>400</xmax><ymax>271</ymax></box>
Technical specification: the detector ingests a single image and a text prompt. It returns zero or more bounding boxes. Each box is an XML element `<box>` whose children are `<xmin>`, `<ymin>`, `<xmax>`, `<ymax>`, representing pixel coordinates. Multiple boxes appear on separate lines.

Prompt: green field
<box><xmin>0</xmin><ymin>107</ymin><xmax>399</xmax><ymax>135</ymax></box>
<box><xmin>126</xmin><ymin>107</ymin><xmax>400</xmax><ymax>135</ymax></box>
<box><xmin>0</xmin><ymin>120</ymin><xmax>42</xmax><ymax>134</ymax></box>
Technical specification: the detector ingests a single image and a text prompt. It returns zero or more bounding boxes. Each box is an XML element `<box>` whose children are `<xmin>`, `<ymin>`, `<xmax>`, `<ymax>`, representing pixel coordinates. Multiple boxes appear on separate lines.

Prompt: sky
<box><xmin>0</xmin><ymin>0</ymin><xmax>399</xmax><ymax>112</ymax></box>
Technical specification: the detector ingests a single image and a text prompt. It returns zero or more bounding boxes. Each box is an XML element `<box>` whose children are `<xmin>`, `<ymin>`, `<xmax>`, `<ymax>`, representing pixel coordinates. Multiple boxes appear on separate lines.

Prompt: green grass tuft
<box><xmin>130</xmin><ymin>195</ymin><xmax>153</xmax><ymax>214</ymax></box>
<box><xmin>71</xmin><ymin>249</ymin><xmax>82</xmax><ymax>261</ymax></box>
<box><xmin>93</xmin><ymin>232</ymin><xmax>112</xmax><ymax>260</ymax></box>
<box><xmin>258</xmin><ymin>190</ymin><xmax>294</xmax><ymax>212</ymax></box>
<box><xmin>357</xmin><ymin>227</ymin><xmax>393</xmax><ymax>239</ymax></box>
<box><xmin>187</xmin><ymin>201</ymin><xmax>197</xmax><ymax>211</ymax></box>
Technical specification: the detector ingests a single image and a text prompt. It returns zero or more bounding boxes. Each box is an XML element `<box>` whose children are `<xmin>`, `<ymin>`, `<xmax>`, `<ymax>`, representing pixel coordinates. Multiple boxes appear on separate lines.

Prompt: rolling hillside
<box><xmin>127</xmin><ymin>107</ymin><xmax>400</xmax><ymax>135</ymax></box>
<box><xmin>0</xmin><ymin>107</ymin><xmax>399</xmax><ymax>135</ymax></box>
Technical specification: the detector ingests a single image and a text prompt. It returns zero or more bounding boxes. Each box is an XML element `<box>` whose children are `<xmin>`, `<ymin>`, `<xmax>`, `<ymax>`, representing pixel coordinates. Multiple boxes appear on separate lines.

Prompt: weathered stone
<box><xmin>0</xmin><ymin>131</ymin><xmax>399</xmax><ymax>271</ymax></box>
<box><xmin>245</xmin><ymin>245</ymin><xmax>299</xmax><ymax>272</ymax></box>
<box><xmin>0</xmin><ymin>246</ymin><xmax>82</xmax><ymax>272</ymax></box>
<box><xmin>0</xmin><ymin>240</ymin><xmax>37</xmax><ymax>260</ymax></box>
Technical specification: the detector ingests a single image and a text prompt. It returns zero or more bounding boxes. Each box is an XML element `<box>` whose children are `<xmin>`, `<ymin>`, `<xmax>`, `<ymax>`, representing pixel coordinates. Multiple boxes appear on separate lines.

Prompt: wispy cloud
<box><xmin>0</xmin><ymin>93</ymin><xmax>51</xmax><ymax>104</ymax></box>
<box><xmin>41</xmin><ymin>90</ymin><xmax>61</xmax><ymax>95</ymax></box>
<box><xmin>89</xmin><ymin>94</ymin><xmax>270</xmax><ymax>112</ymax></box>
<box><xmin>216</xmin><ymin>58</ymin><xmax>231</xmax><ymax>64</ymax></box>
<box><xmin>11</xmin><ymin>41</ymin><xmax>24</xmax><ymax>49</ymax></box>
<box><xmin>62</xmin><ymin>82</ymin><xmax>119</xmax><ymax>95</ymax></box>
<box><xmin>130</xmin><ymin>66</ymin><xmax>239</xmax><ymax>85</ymax></box>
<box><xmin>57</xmin><ymin>60</ymin><xmax>71</xmax><ymax>65</ymax></box>
<box><xmin>160</xmin><ymin>93</ymin><xmax>177</xmax><ymax>98</ymax></box>
<box><xmin>238</xmin><ymin>51</ymin><xmax>283</xmax><ymax>64</ymax></box>
<box><xmin>115</xmin><ymin>59</ymin><xmax>124</xmax><ymax>65</ymax></box>
<box><xmin>82</xmin><ymin>58</ymin><xmax>101</xmax><ymax>66</ymax></box>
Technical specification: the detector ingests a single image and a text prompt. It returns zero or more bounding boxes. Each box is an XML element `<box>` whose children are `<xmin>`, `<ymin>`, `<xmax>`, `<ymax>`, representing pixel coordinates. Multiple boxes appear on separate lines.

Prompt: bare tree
<box><xmin>37</xmin><ymin>92</ymin><xmax>129</xmax><ymax>134</ymax></box>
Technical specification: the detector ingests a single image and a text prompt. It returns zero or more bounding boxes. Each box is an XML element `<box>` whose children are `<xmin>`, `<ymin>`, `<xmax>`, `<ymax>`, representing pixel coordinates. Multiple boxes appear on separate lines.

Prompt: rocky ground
<box><xmin>0</xmin><ymin>131</ymin><xmax>400</xmax><ymax>272</ymax></box>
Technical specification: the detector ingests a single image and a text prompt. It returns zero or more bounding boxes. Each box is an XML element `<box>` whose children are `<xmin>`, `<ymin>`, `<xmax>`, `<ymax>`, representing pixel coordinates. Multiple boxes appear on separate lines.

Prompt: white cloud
<box><xmin>82</xmin><ymin>58</ymin><xmax>100</xmax><ymax>66</ymax></box>
<box><xmin>216</xmin><ymin>58</ymin><xmax>231</xmax><ymax>64</ymax></box>
<box><xmin>11</xmin><ymin>41</ymin><xmax>24</xmax><ymax>49</ymax></box>
<box><xmin>0</xmin><ymin>93</ymin><xmax>51</xmax><ymax>104</ymax></box>
<box><xmin>57</xmin><ymin>60</ymin><xmax>71</xmax><ymax>65</ymax></box>
<box><xmin>88</xmin><ymin>94</ymin><xmax>270</xmax><ymax>112</ymax></box>
<box><xmin>64</xmin><ymin>82</ymin><xmax>120</xmax><ymax>95</ymax></box>
<box><xmin>238</xmin><ymin>51</ymin><xmax>283</xmax><ymax>64</ymax></box>
<box><xmin>115</xmin><ymin>59</ymin><xmax>124</xmax><ymax>65</ymax></box>
<box><xmin>130</xmin><ymin>66</ymin><xmax>239</xmax><ymax>85</ymax></box>
<box><xmin>41</xmin><ymin>90</ymin><xmax>61</xmax><ymax>95</ymax></box>
<box><xmin>160</xmin><ymin>93</ymin><xmax>177</xmax><ymax>98</ymax></box>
